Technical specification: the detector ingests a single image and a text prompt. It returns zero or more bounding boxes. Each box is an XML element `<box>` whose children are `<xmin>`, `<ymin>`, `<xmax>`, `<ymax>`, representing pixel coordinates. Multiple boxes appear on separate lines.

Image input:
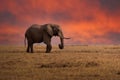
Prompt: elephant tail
<box><xmin>24</xmin><ymin>37</ymin><xmax>27</xmax><ymax>47</ymax></box>
<box><xmin>63</xmin><ymin>37</ymin><xmax>71</xmax><ymax>39</ymax></box>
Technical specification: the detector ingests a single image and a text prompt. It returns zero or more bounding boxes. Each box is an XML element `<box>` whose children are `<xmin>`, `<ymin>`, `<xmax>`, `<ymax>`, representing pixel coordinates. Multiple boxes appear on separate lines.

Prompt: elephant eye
<box><xmin>53</xmin><ymin>28</ymin><xmax>56</xmax><ymax>31</ymax></box>
<box><xmin>53</xmin><ymin>28</ymin><xmax>58</xmax><ymax>31</ymax></box>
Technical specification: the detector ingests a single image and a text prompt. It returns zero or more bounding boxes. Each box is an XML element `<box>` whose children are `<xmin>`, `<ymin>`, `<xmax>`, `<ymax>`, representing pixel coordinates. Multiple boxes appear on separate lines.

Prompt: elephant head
<box><xmin>45</xmin><ymin>24</ymin><xmax>65</xmax><ymax>49</ymax></box>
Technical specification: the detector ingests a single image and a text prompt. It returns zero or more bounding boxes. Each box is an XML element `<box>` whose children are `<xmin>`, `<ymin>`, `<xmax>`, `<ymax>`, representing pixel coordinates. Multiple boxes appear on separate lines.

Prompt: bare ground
<box><xmin>0</xmin><ymin>45</ymin><xmax>120</xmax><ymax>80</ymax></box>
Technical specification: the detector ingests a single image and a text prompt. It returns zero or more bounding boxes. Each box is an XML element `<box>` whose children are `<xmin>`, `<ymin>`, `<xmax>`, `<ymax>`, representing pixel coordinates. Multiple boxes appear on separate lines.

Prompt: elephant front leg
<box><xmin>43</xmin><ymin>34</ymin><xmax>52</xmax><ymax>53</ymax></box>
<box><xmin>46</xmin><ymin>44</ymin><xmax>52</xmax><ymax>53</ymax></box>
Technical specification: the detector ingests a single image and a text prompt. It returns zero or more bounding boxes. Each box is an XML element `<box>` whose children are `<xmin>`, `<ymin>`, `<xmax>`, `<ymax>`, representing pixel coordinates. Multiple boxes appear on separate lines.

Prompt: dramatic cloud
<box><xmin>105</xmin><ymin>31</ymin><xmax>120</xmax><ymax>44</ymax></box>
<box><xmin>0</xmin><ymin>0</ymin><xmax>120</xmax><ymax>45</ymax></box>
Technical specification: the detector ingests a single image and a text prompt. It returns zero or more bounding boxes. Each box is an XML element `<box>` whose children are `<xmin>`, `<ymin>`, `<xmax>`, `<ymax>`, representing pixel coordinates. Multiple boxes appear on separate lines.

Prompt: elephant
<box><xmin>24</xmin><ymin>23</ymin><xmax>70</xmax><ymax>53</ymax></box>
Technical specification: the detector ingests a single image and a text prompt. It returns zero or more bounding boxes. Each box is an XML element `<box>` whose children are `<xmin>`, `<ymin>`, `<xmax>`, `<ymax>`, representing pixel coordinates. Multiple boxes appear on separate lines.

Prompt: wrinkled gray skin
<box><xmin>25</xmin><ymin>24</ymin><xmax>65</xmax><ymax>53</ymax></box>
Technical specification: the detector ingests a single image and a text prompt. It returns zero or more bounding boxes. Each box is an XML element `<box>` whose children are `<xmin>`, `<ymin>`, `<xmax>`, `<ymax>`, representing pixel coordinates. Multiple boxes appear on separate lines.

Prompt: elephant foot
<box><xmin>26</xmin><ymin>50</ymin><xmax>29</xmax><ymax>53</ymax></box>
<box><xmin>30</xmin><ymin>52</ymin><xmax>33</xmax><ymax>53</ymax></box>
<box><xmin>26</xmin><ymin>50</ymin><xmax>34</xmax><ymax>53</ymax></box>
<box><xmin>45</xmin><ymin>51</ymin><xmax>50</xmax><ymax>53</ymax></box>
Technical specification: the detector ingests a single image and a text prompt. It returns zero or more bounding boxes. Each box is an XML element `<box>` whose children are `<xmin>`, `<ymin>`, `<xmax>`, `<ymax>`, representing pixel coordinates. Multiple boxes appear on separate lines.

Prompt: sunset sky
<box><xmin>0</xmin><ymin>0</ymin><xmax>120</xmax><ymax>45</ymax></box>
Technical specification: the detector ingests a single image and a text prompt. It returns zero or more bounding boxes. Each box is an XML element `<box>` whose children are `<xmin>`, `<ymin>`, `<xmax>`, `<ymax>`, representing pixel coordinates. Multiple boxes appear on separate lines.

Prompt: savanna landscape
<box><xmin>0</xmin><ymin>0</ymin><xmax>120</xmax><ymax>80</ymax></box>
<box><xmin>0</xmin><ymin>45</ymin><xmax>120</xmax><ymax>80</ymax></box>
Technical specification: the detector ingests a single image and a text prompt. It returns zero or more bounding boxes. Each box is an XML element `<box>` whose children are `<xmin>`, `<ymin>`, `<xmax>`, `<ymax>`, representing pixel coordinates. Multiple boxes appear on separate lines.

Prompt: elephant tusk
<box><xmin>63</xmin><ymin>37</ymin><xmax>71</xmax><ymax>39</ymax></box>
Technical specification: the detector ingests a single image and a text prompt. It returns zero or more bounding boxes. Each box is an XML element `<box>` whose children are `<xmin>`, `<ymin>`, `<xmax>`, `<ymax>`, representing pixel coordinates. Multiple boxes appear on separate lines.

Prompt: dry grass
<box><xmin>0</xmin><ymin>45</ymin><xmax>120</xmax><ymax>80</ymax></box>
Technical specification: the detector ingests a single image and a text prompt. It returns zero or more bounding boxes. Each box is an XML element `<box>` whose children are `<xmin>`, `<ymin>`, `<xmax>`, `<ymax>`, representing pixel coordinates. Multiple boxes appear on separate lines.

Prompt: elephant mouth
<box><xmin>53</xmin><ymin>33</ymin><xmax>59</xmax><ymax>36</ymax></box>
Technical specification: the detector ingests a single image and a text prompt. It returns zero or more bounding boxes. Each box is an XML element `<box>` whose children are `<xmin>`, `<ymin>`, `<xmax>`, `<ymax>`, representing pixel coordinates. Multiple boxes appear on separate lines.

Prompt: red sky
<box><xmin>0</xmin><ymin>0</ymin><xmax>120</xmax><ymax>45</ymax></box>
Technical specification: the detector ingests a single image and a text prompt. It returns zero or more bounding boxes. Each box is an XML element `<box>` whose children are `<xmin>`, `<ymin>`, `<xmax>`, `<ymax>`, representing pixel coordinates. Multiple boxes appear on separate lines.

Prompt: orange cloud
<box><xmin>0</xmin><ymin>0</ymin><xmax>120</xmax><ymax>45</ymax></box>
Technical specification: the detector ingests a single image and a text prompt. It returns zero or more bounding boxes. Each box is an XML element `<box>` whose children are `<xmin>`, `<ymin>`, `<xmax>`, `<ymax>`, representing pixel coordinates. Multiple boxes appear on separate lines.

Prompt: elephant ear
<box><xmin>46</xmin><ymin>24</ymin><xmax>53</xmax><ymax>37</ymax></box>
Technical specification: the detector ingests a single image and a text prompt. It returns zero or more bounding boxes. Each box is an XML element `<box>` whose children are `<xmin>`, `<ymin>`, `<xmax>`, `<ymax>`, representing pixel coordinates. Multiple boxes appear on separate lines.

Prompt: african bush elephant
<box><xmin>25</xmin><ymin>24</ymin><xmax>70</xmax><ymax>53</ymax></box>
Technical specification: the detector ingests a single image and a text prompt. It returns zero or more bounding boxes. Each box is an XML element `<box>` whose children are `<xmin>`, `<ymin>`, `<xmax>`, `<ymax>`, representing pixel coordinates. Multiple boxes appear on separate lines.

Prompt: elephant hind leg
<box><xmin>30</xmin><ymin>44</ymin><xmax>33</xmax><ymax>53</ymax></box>
<box><xmin>27</xmin><ymin>40</ymin><xmax>34</xmax><ymax>53</ymax></box>
<box><xmin>27</xmin><ymin>45</ymin><xmax>29</xmax><ymax>52</ymax></box>
<box><xmin>27</xmin><ymin>41</ymin><xmax>30</xmax><ymax>52</ymax></box>
<box><xmin>27</xmin><ymin>43</ymin><xmax>32</xmax><ymax>53</ymax></box>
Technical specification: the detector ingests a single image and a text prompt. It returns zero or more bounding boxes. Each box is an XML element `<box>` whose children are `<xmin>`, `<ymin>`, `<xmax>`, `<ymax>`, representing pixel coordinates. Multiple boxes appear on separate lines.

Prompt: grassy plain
<box><xmin>0</xmin><ymin>45</ymin><xmax>120</xmax><ymax>80</ymax></box>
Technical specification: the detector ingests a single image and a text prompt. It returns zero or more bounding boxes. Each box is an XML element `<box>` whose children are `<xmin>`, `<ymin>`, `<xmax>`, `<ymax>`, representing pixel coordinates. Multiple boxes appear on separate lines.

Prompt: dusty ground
<box><xmin>0</xmin><ymin>45</ymin><xmax>120</xmax><ymax>80</ymax></box>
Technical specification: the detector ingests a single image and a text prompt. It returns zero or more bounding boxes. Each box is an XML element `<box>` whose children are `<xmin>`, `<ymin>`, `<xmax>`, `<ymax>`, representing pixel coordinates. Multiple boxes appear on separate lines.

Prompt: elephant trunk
<box><xmin>58</xmin><ymin>31</ymin><xmax>64</xmax><ymax>49</ymax></box>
